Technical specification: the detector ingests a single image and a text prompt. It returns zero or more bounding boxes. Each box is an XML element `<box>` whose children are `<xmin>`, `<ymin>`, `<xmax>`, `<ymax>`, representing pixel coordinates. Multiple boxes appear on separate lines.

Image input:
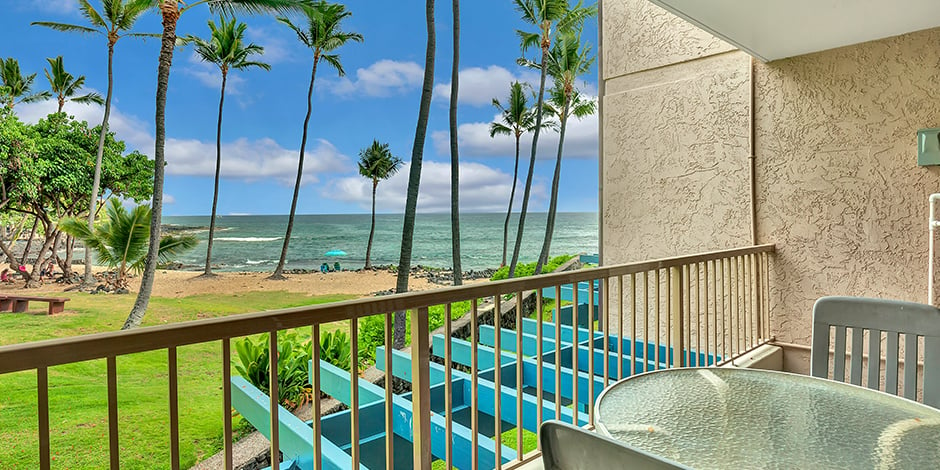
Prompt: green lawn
<box><xmin>0</xmin><ymin>291</ymin><xmax>354</xmax><ymax>469</ymax></box>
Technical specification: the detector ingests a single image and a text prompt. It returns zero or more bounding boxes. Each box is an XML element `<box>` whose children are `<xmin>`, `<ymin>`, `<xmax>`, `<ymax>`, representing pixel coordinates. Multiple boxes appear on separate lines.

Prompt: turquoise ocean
<box><xmin>161</xmin><ymin>212</ymin><xmax>598</xmax><ymax>272</ymax></box>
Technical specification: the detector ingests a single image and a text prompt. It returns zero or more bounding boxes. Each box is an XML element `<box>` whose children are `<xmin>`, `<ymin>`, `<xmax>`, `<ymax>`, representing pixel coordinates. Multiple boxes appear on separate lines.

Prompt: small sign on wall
<box><xmin>919</xmin><ymin>128</ymin><xmax>940</xmax><ymax>166</ymax></box>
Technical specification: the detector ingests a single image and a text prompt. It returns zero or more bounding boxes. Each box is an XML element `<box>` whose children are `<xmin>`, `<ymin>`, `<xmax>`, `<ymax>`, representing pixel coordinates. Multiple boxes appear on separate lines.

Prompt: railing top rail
<box><xmin>0</xmin><ymin>244</ymin><xmax>773</xmax><ymax>374</ymax></box>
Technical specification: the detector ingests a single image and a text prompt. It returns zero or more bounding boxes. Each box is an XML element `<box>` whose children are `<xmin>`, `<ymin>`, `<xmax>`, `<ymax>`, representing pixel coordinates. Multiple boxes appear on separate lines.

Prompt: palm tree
<box><xmin>0</xmin><ymin>58</ymin><xmax>51</xmax><ymax>109</ymax></box>
<box><xmin>507</xmin><ymin>0</ymin><xmax>594</xmax><ymax>278</ymax></box>
<box><xmin>395</xmin><ymin>0</ymin><xmax>436</xmax><ymax>348</ymax></box>
<box><xmin>357</xmin><ymin>140</ymin><xmax>402</xmax><ymax>270</ymax></box>
<box><xmin>449</xmin><ymin>0</ymin><xmax>462</xmax><ymax>286</ymax></box>
<box><xmin>182</xmin><ymin>17</ymin><xmax>270</xmax><ymax>277</ymax></box>
<box><xmin>35</xmin><ymin>0</ymin><xmax>158</xmax><ymax>289</ymax></box>
<box><xmin>489</xmin><ymin>81</ymin><xmax>539</xmax><ymax>267</ymax></box>
<box><xmin>60</xmin><ymin>199</ymin><xmax>198</xmax><ymax>290</ymax></box>
<box><xmin>533</xmin><ymin>31</ymin><xmax>595</xmax><ymax>275</ymax></box>
<box><xmin>124</xmin><ymin>0</ymin><xmax>307</xmax><ymax>330</ymax></box>
<box><xmin>43</xmin><ymin>56</ymin><xmax>104</xmax><ymax>113</ymax></box>
<box><xmin>270</xmin><ymin>1</ymin><xmax>363</xmax><ymax>280</ymax></box>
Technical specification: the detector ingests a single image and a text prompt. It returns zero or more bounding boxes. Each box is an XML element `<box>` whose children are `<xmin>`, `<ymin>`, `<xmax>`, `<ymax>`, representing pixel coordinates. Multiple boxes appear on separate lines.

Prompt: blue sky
<box><xmin>4</xmin><ymin>0</ymin><xmax>599</xmax><ymax>216</ymax></box>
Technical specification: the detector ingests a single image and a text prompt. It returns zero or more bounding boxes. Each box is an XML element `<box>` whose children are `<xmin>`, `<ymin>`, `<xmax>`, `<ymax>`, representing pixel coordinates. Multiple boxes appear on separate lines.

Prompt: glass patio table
<box><xmin>594</xmin><ymin>368</ymin><xmax>940</xmax><ymax>469</ymax></box>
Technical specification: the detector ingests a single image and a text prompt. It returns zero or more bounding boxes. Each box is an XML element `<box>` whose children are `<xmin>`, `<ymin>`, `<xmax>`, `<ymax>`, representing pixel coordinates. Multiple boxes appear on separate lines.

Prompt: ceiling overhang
<box><xmin>646</xmin><ymin>0</ymin><xmax>940</xmax><ymax>61</ymax></box>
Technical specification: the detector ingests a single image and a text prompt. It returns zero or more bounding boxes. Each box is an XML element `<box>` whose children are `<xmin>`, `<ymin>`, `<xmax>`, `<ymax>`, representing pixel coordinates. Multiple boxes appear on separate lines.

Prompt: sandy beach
<box><xmin>0</xmin><ymin>268</ymin><xmax>440</xmax><ymax>299</ymax></box>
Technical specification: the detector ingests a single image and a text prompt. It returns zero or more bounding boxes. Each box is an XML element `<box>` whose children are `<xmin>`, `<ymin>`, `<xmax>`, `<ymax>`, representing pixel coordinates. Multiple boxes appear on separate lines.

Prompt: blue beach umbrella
<box><xmin>324</xmin><ymin>250</ymin><xmax>347</xmax><ymax>257</ymax></box>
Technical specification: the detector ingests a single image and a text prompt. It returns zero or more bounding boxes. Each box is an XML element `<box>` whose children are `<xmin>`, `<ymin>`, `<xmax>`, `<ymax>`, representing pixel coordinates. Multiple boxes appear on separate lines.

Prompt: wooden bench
<box><xmin>0</xmin><ymin>295</ymin><xmax>70</xmax><ymax>315</ymax></box>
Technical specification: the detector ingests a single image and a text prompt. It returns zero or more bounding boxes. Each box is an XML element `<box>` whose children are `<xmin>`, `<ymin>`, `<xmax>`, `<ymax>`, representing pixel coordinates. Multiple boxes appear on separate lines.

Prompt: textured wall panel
<box><xmin>754</xmin><ymin>28</ymin><xmax>940</xmax><ymax>344</ymax></box>
<box><xmin>602</xmin><ymin>0</ymin><xmax>734</xmax><ymax>80</ymax></box>
<box><xmin>603</xmin><ymin>53</ymin><xmax>752</xmax><ymax>264</ymax></box>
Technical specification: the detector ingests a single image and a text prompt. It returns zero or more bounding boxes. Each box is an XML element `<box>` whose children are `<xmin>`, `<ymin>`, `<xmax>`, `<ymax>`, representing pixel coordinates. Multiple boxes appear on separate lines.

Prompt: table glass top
<box><xmin>595</xmin><ymin>368</ymin><xmax>940</xmax><ymax>469</ymax></box>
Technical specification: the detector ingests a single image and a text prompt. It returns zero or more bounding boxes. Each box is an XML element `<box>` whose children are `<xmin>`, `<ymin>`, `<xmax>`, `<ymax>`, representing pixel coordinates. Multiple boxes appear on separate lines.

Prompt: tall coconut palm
<box><xmin>182</xmin><ymin>17</ymin><xmax>270</xmax><ymax>277</ymax></box>
<box><xmin>357</xmin><ymin>140</ymin><xmax>402</xmax><ymax>270</ymax></box>
<box><xmin>489</xmin><ymin>81</ymin><xmax>540</xmax><ymax>267</ymax></box>
<box><xmin>507</xmin><ymin>0</ymin><xmax>594</xmax><ymax>278</ymax></box>
<box><xmin>43</xmin><ymin>56</ymin><xmax>104</xmax><ymax>113</ymax></box>
<box><xmin>533</xmin><ymin>31</ymin><xmax>595</xmax><ymax>275</ymax></box>
<box><xmin>0</xmin><ymin>58</ymin><xmax>51</xmax><ymax>109</ymax></box>
<box><xmin>34</xmin><ymin>0</ymin><xmax>155</xmax><ymax>289</ymax></box>
<box><xmin>124</xmin><ymin>0</ymin><xmax>307</xmax><ymax>330</ymax></box>
<box><xmin>449</xmin><ymin>0</ymin><xmax>462</xmax><ymax>286</ymax></box>
<box><xmin>270</xmin><ymin>1</ymin><xmax>363</xmax><ymax>280</ymax></box>
<box><xmin>395</xmin><ymin>0</ymin><xmax>436</xmax><ymax>348</ymax></box>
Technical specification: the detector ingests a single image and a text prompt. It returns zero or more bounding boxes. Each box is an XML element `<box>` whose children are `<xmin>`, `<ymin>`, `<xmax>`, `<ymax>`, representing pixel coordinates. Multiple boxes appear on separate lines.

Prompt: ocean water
<box><xmin>161</xmin><ymin>212</ymin><xmax>598</xmax><ymax>272</ymax></box>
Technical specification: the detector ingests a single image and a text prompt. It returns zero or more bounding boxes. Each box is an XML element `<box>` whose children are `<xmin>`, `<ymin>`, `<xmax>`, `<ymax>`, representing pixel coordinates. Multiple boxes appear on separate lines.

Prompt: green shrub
<box><xmin>234</xmin><ymin>331</ymin><xmax>312</xmax><ymax>410</ymax></box>
<box><xmin>319</xmin><ymin>329</ymin><xmax>353</xmax><ymax>370</ymax></box>
<box><xmin>357</xmin><ymin>301</ymin><xmax>473</xmax><ymax>360</ymax></box>
<box><xmin>490</xmin><ymin>254</ymin><xmax>574</xmax><ymax>281</ymax></box>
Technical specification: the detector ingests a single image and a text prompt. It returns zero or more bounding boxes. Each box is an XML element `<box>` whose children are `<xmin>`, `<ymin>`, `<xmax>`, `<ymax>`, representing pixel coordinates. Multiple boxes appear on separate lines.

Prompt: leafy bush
<box><xmin>234</xmin><ymin>331</ymin><xmax>312</xmax><ymax>410</ymax></box>
<box><xmin>319</xmin><ymin>329</ymin><xmax>353</xmax><ymax>370</ymax></box>
<box><xmin>357</xmin><ymin>301</ymin><xmax>473</xmax><ymax>361</ymax></box>
<box><xmin>490</xmin><ymin>254</ymin><xmax>574</xmax><ymax>281</ymax></box>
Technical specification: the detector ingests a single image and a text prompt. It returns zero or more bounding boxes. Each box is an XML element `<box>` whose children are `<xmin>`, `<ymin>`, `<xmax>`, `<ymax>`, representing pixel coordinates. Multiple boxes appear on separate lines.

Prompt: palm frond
<box><xmin>78</xmin><ymin>0</ymin><xmax>109</xmax><ymax>28</ymax></box>
<box><xmin>30</xmin><ymin>22</ymin><xmax>100</xmax><ymax>34</ymax></box>
<box><xmin>319</xmin><ymin>53</ymin><xmax>345</xmax><ymax>76</ymax></box>
<box><xmin>72</xmin><ymin>92</ymin><xmax>106</xmax><ymax>106</ymax></box>
<box><xmin>157</xmin><ymin>234</ymin><xmax>199</xmax><ymax>264</ymax></box>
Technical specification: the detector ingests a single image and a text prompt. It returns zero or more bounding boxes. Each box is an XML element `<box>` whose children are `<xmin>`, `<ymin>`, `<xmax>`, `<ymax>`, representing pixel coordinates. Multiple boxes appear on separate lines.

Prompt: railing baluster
<box><xmin>471</xmin><ymin>299</ymin><xmax>480</xmax><ymax>470</ymax></box>
<box><xmin>696</xmin><ymin>263</ymin><xmax>702</xmax><ymax>366</ymax></box>
<box><xmin>588</xmin><ymin>280</ymin><xmax>596</xmax><ymax>426</ymax></box>
<box><xmin>269</xmin><ymin>331</ymin><xmax>279</xmax><ymax>470</ymax></box>
<box><xmin>412</xmin><ymin>307</ymin><xmax>431</xmax><ymax>470</ymax></box>
<box><xmin>222</xmin><ymin>339</ymin><xmax>233</xmax><ymax>470</ymax></box>
<box><xmin>493</xmin><ymin>296</ymin><xmax>502</xmax><ymax>466</ymax></box>
<box><xmin>169</xmin><ymin>347</ymin><xmax>180</xmax><ymax>470</ymax></box>
<box><xmin>603</xmin><ymin>277</ymin><xmax>610</xmax><ymax>387</ymax></box>
<box><xmin>654</xmin><ymin>269</ymin><xmax>660</xmax><ymax>370</ymax></box>
<box><xmin>764</xmin><ymin>252</ymin><xmax>771</xmax><ymax>339</ymax></box>
<box><xmin>554</xmin><ymin>285</ymin><xmax>562</xmax><ymax>420</ymax></box>
<box><xmin>643</xmin><ymin>272</ymin><xmax>649</xmax><ymax>373</ymax></box>
<box><xmin>107</xmin><ymin>356</ymin><xmax>119</xmax><ymax>470</ymax></box>
<box><xmin>572</xmin><ymin>285</ymin><xmax>579</xmax><ymax>425</ymax></box>
<box><xmin>313</xmin><ymin>324</ymin><xmax>323</xmax><ymax>470</ymax></box>
<box><xmin>515</xmin><ymin>291</ymin><xmax>524</xmax><ymax>462</ymax></box>
<box><xmin>38</xmin><ymin>367</ymin><xmax>50</xmax><ymax>470</ymax></box>
<box><xmin>719</xmin><ymin>258</ymin><xmax>727</xmax><ymax>360</ymax></box>
<box><xmin>629</xmin><ymin>274</ymin><xmax>636</xmax><ymax>377</ymax></box>
<box><xmin>536</xmin><ymin>289</ymin><xmax>544</xmax><ymax>436</ymax></box>
<box><xmin>711</xmin><ymin>260</ymin><xmax>717</xmax><ymax>364</ymax></box>
<box><xmin>445</xmin><ymin>304</ymin><xmax>453</xmax><ymax>469</ymax></box>
<box><xmin>618</xmin><ymin>275</ymin><xmax>625</xmax><ymax>381</ymax></box>
<box><xmin>744</xmin><ymin>255</ymin><xmax>751</xmax><ymax>348</ymax></box>
<box><xmin>351</xmin><ymin>317</ymin><xmax>360</xmax><ymax>468</ymax></box>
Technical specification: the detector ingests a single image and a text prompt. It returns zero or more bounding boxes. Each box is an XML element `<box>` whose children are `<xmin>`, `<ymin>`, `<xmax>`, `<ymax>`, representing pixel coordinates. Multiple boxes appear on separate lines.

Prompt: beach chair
<box><xmin>334</xmin><ymin>262</ymin><xmax>341</xmax><ymax>272</ymax></box>
<box><xmin>320</xmin><ymin>263</ymin><xmax>329</xmax><ymax>274</ymax></box>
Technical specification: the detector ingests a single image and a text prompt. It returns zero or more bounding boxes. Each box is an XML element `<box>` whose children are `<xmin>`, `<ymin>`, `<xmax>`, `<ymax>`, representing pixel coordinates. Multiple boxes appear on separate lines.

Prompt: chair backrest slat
<box><xmin>885</xmin><ymin>331</ymin><xmax>900</xmax><ymax>394</ymax></box>
<box><xmin>850</xmin><ymin>327</ymin><xmax>864</xmax><ymax>385</ymax></box>
<box><xmin>867</xmin><ymin>330</ymin><xmax>881</xmax><ymax>390</ymax></box>
<box><xmin>811</xmin><ymin>296</ymin><xmax>940</xmax><ymax>408</ymax></box>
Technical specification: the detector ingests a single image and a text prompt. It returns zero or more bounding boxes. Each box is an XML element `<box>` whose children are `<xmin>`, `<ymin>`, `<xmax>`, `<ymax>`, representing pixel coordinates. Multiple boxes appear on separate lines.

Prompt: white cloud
<box><xmin>15</xmin><ymin>99</ymin><xmax>349</xmax><ymax>185</ymax></box>
<box><xmin>182</xmin><ymin>53</ymin><xmax>249</xmax><ymax>95</ymax></box>
<box><xmin>246</xmin><ymin>26</ymin><xmax>296</xmax><ymax>65</ymax></box>
<box><xmin>321</xmin><ymin>60</ymin><xmax>424</xmax><ymax>97</ymax></box>
<box><xmin>163</xmin><ymin>194</ymin><xmax>177</xmax><ymax>205</ymax></box>
<box><xmin>324</xmin><ymin>161</ymin><xmax>547</xmax><ymax>213</ymax></box>
<box><xmin>431</xmin><ymin>105</ymin><xmax>599</xmax><ymax>160</ymax></box>
<box><xmin>433</xmin><ymin>65</ymin><xmax>540</xmax><ymax>107</ymax></box>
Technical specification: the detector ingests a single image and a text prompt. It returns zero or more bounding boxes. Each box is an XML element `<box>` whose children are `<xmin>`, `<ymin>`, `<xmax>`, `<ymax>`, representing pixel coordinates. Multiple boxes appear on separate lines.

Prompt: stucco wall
<box><xmin>601</xmin><ymin>0</ymin><xmax>940</xmax><ymax>346</ymax></box>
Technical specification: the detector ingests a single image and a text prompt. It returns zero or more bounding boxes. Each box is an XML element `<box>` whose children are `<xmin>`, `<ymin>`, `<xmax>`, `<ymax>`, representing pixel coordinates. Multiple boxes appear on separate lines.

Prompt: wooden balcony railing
<box><xmin>0</xmin><ymin>244</ymin><xmax>774</xmax><ymax>470</ymax></box>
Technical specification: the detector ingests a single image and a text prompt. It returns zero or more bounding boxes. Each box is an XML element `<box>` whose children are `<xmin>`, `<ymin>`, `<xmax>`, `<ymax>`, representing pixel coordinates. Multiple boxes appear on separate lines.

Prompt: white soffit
<box><xmin>647</xmin><ymin>0</ymin><xmax>940</xmax><ymax>61</ymax></box>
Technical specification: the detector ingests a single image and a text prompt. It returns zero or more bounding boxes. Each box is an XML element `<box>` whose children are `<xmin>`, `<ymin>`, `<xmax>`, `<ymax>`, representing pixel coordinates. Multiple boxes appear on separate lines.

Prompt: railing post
<box><xmin>670</xmin><ymin>266</ymin><xmax>685</xmax><ymax>367</ymax></box>
<box><xmin>411</xmin><ymin>307</ymin><xmax>432</xmax><ymax>470</ymax></box>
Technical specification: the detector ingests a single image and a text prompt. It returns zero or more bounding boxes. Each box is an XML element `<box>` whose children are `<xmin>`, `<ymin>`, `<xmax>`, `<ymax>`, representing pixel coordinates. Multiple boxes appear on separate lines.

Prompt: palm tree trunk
<box><xmin>502</xmin><ymin>135</ymin><xmax>521</xmax><ymax>267</ymax></box>
<box><xmin>85</xmin><ymin>38</ymin><xmax>116</xmax><ymax>287</ymax></box>
<box><xmin>534</xmin><ymin>99</ymin><xmax>570</xmax><ymax>275</ymax></box>
<box><xmin>204</xmin><ymin>71</ymin><xmax>227</xmax><ymax>276</ymax></box>
<box><xmin>125</xmin><ymin>2</ymin><xmax>178</xmax><ymax>330</ymax></box>
<box><xmin>271</xmin><ymin>58</ymin><xmax>319</xmax><ymax>280</ymax></box>
<box><xmin>365</xmin><ymin>179</ymin><xmax>378</xmax><ymax>269</ymax></box>
<box><xmin>449</xmin><ymin>0</ymin><xmax>462</xmax><ymax>286</ymax></box>
<box><xmin>508</xmin><ymin>47</ymin><xmax>549</xmax><ymax>278</ymax></box>
<box><xmin>395</xmin><ymin>0</ymin><xmax>436</xmax><ymax>348</ymax></box>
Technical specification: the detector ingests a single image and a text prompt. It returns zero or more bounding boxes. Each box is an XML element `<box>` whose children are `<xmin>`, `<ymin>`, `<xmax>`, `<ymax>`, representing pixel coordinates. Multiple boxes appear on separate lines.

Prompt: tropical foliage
<box><xmin>0</xmin><ymin>57</ymin><xmax>50</xmax><ymax>109</ymax></box>
<box><xmin>234</xmin><ymin>331</ymin><xmax>313</xmax><ymax>410</ymax></box>
<box><xmin>271</xmin><ymin>0</ymin><xmax>363</xmax><ymax>280</ymax></box>
<box><xmin>357</xmin><ymin>140</ymin><xmax>402</xmax><ymax>269</ymax></box>
<box><xmin>507</xmin><ymin>0</ymin><xmax>595</xmax><ymax>278</ymax></box>
<box><xmin>42</xmin><ymin>55</ymin><xmax>103</xmax><ymax>112</ymax></box>
<box><xmin>33</xmin><ymin>0</ymin><xmax>157</xmax><ymax>288</ymax></box>
<box><xmin>490</xmin><ymin>254</ymin><xmax>573</xmax><ymax>281</ymax></box>
<box><xmin>182</xmin><ymin>16</ymin><xmax>269</xmax><ymax>276</ymax></box>
<box><xmin>60</xmin><ymin>199</ymin><xmax>198</xmax><ymax>289</ymax></box>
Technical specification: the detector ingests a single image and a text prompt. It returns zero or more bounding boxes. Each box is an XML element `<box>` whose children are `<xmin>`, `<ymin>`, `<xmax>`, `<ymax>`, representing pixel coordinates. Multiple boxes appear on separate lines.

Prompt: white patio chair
<box><xmin>810</xmin><ymin>296</ymin><xmax>940</xmax><ymax>408</ymax></box>
<box><xmin>539</xmin><ymin>421</ymin><xmax>690</xmax><ymax>470</ymax></box>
